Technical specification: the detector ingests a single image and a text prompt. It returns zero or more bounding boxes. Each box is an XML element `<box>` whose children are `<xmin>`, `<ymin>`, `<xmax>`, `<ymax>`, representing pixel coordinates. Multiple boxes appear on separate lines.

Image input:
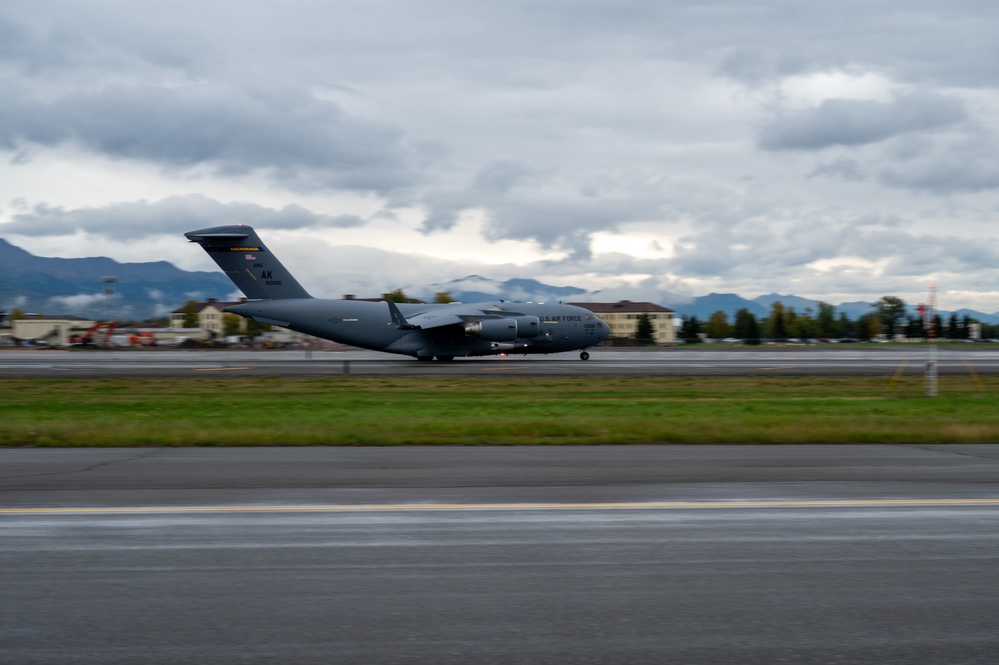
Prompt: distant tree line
<box><xmin>681</xmin><ymin>296</ymin><xmax>996</xmax><ymax>344</ymax></box>
<box><xmin>8</xmin><ymin>292</ymin><xmax>996</xmax><ymax>344</ymax></box>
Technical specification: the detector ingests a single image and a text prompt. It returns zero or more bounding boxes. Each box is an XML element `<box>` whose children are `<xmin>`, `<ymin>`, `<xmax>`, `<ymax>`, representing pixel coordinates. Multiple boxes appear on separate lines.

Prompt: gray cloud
<box><xmin>0</xmin><ymin>83</ymin><xmax>420</xmax><ymax>192</ymax></box>
<box><xmin>809</xmin><ymin>158</ymin><xmax>867</xmax><ymax>182</ymax></box>
<box><xmin>878</xmin><ymin>135</ymin><xmax>999</xmax><ymax>194</ymax></box>
<box><xmin>418</xmin><ymin>160</ymin><xmax>673</xmax><ymax>255</ymax></box>
<box><xmin>714</xmin><ymin>1</ymin><xmax>999</xmax><ymax>89</ymax></box>
<box><xmin>3</xmin><ymin>195</ymin><xmax>365</xmax><ymax>238</ymax></box>
<box><xmin>759</xmin><ymin>94</ymin><xmax>967</xmax><ymax>151</ymax></box>
<box><xmin>2</xmin><ymin>1</ymin><xmax>999</xmax><ymax>309</ymax></box>
<box><xmin>760</xmin><ymin>93</ymin><xmax>999</xmax><ymax>194</ymax></box>
<box><xmin>669</xmin><ymin>217</ymin><xmax>842</xmax><ymax>279</ymax></box>
<box><xmin>658</xmin><ymin>209</ymin><xmax>999</xmax><ymax>292</ymax></box>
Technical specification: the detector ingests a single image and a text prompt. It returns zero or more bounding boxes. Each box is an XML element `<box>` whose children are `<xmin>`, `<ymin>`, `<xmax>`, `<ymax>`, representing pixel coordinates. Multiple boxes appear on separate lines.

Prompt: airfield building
<box><xmin>10</xmin><ymin>315</ymin><xmax>96</xmax><ymax>346</ymax></box>
<box><xmin>169</xmin><ymin>298</ymin><xmax>249</xmax><ymax>337</ymax></box>
<box><xmin>570</xmin><ymin>300</ymin><xmax>676</xmax><ymax>345</ymax></box>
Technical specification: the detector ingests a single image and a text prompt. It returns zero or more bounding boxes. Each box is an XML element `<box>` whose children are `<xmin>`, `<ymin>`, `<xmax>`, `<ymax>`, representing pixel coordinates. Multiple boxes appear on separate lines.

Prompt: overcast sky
<box><xmin>3</xmin><ymin>1</ymin><xmax>999</xmax><ymax>311</ymax></box>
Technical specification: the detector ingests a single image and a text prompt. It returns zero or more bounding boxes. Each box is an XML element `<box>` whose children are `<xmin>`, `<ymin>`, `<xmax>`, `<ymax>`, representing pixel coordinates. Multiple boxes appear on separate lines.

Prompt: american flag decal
<box><xmin>245</xmin><ymin>254</ymin><xmax>256</xmax><ymax>260</ymax></box>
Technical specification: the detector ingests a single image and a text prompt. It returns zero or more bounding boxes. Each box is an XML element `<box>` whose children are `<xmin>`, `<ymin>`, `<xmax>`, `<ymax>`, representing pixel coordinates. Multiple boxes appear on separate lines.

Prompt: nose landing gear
<box><xmin>580</xmin><ymin>351</ymin><xmax>590</xmax><ymax>360</ymax></box>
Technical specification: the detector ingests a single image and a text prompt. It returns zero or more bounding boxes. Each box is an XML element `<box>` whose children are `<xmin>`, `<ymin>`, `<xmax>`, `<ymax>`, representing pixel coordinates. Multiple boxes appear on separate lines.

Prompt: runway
<box><xmin>3</xmin><ymin>446</ymin><xmax>999</xmax><ymax>663</ymax></box>
<box><xmin>3</xmin><ymin>346</ymin><xmax>999</xmax><ymax>377</ymax></box>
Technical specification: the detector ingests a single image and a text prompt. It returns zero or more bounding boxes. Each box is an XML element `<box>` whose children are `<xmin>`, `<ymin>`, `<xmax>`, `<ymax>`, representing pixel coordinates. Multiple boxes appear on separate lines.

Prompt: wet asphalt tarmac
<box><xmin>3</xmin><ymin>445</ymin><xmax>999</xmax><ymax>664</ymax></box>
<box><xmin>3</xmin><ymin>346</ymin><xmax>999</xmax><ymax>377</ymax></box>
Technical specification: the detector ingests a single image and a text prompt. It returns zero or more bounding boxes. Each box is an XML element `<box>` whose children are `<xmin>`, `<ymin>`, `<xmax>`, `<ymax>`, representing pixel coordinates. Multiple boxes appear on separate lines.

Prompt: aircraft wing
<box><xmin>387</xmin><ymin>301</ymin><xmax>522</xmax><ymax>330</ymax></box>
<box><xmin>403</xmin><ymin>310</ymin><xmax>467</xmax><ymax>329</ymax></box>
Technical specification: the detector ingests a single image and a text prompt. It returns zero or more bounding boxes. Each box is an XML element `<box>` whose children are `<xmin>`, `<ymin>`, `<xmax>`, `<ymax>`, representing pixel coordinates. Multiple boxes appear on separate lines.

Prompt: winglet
<box><xmin>385</xmin><ymin>300</ymin><xmax>420</xmax><ymax>329</ymax></box>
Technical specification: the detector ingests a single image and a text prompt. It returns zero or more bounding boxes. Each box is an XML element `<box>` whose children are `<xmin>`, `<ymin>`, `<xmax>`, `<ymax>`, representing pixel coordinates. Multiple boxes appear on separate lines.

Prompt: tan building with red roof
<box><xmin>569</xmin><ymin>300</ymin><xmax>676</xmax><ymax>344</ymax></box>
<box><xmin>169</xmin><ymin>298</ymin><xmax>249</xmax><ymax>337</ymax></box>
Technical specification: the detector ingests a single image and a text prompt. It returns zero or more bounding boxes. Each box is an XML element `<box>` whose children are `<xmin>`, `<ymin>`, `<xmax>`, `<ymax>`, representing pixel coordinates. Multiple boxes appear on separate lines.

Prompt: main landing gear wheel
<box><xmin>580</xmin><ymin>351</ymin><xmax>590</xmax><ymax>360</ymax></box>
<box><xmin>436</xmin><ymin>355</ymin><xmax>455</xmax><ymax>362</ymax></box>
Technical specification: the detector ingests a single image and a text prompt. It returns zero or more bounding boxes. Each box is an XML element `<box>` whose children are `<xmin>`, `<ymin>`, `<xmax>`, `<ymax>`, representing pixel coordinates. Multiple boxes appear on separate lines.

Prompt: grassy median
<box><xmin>1</xmin><ymin>376</ymin><xmax>997</xmax><ymax>446</ymax></box>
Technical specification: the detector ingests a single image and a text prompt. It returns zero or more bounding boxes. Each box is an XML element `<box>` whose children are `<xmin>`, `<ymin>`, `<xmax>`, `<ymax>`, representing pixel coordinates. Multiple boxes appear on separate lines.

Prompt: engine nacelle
<box><xmin>465</xmin><ymin>318</ymin><xmax>518</xmax><ymax>342</ymax></box>
<box><xmin>509</xmin><ymin>315</ymin><xmax>540</xmax><ymax>338</ymax></box>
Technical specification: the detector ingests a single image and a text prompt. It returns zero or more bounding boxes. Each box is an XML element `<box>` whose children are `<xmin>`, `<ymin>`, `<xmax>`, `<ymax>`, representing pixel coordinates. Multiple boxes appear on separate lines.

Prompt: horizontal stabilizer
<box><xmin>186</xmin><ymin>231</ymin><xmax>250</xmax><ymax>239</ymax></box>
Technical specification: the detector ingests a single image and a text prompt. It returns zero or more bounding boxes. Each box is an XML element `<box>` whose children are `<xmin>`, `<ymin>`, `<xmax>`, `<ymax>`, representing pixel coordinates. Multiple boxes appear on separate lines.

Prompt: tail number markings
<box><xmin>260</xmin><ymin>270</ymin><xmax>283</xmax><ymax>285</ymax></box>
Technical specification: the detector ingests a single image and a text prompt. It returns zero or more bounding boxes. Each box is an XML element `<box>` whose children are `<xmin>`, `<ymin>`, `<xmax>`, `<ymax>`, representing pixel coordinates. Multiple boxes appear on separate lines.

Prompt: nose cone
<box><xmin>597</xmin><ymin>317</ymin><xmax>611</xmax><ymax>341</ymax></box>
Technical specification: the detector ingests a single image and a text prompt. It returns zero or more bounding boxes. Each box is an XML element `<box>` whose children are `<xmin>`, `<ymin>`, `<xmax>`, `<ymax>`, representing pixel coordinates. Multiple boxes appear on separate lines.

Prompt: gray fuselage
<box><xmin>185</xmin><ymin>224</ymin><xmax>609</xmax><ymax>360</ymax></box>
<box><xmin>226</xmin><ymin>298</ymin><xmax>608</xmax><ymax>358</ymax></box>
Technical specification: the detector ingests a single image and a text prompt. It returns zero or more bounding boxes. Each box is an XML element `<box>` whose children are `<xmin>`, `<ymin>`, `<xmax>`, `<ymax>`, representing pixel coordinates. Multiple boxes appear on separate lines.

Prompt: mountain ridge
<box><xmin>3</xmin><ymin>238</ymin><xmax>998</xmax><ymax>324</ymax></box>
<box><xmin>1</xmin><ymin>238</ymin><xmax>233</xmax><ymax>320</ymax></box>
<box><xmin>671</xmin><ymin>292</ymin><xmax>999</xmax><ymax>325</ymax></box>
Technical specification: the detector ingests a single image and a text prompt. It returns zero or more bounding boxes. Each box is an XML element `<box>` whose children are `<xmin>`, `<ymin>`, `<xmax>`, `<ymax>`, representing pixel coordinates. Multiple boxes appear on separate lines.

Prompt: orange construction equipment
<box><xmin>68</xmin><ymin>321</ymin><xmax>118</xmax><ymax>347</ymax></box>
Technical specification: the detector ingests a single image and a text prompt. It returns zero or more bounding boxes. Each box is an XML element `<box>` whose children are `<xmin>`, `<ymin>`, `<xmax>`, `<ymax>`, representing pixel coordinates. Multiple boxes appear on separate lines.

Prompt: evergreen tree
<box><xmin>680</xmin><ymin>315</ymin><xmax>703</xmax><ymax>344</ymax></box>
<box><xmin>947</xmin><ymin>312</ymin><xmax>961</xmax><ymax>339</ymax></box>
<box><xmin>433</xmin><ymin>291</ymin><xmax>454</xmax><ymax>304</ymax></box>
<box><xmin>767</xmin><ymin>302</ymin><xmax>788</xmax><ymax>341</ymax></box>
<box><xmin>785</xmin><ymin>306</ymin><xmax>799</xmax><ymax>338</ymax></box>
<box><xmin>635</xmin><ymin>313</ymin><xmax>655</xmax><ymax>344</ymax></box>
<box><xmin>816</xmin><ymin>302</ymin><xmax>838</xmax><ymax>338</ymax></box>
<box><xmin>904</xmin><ymin>316</ymin><xmax>925</xmax><ymax>340</ymax></box>
<box><xmin>744</xmin><ymin>314</ymin><xmax>761</xmax><ymax>345</ymax></box>
<box><xmin>733</xmin><ymin>308</ymin><xmax>761</xmax><ymax>345</ymax></box>
<box><xmin>837</xmin><ymin>312</ymin><xmax>855</xmax><ymax>339</ymax></box>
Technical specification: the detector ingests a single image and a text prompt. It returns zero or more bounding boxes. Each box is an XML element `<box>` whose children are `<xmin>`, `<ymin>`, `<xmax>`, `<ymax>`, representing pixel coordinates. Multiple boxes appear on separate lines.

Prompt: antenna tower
<box><xmin>102</xmin><ymin>276</ymin><xmax>117</xmax><ymax>324</ymax></box>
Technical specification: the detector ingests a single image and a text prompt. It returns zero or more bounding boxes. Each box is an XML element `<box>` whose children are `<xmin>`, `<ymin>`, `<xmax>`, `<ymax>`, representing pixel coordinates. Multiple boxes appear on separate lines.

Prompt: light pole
<box><xmin>918</xmin><ymin>284</ymin><xmax>938</xmax><ymax>397</ymax></box>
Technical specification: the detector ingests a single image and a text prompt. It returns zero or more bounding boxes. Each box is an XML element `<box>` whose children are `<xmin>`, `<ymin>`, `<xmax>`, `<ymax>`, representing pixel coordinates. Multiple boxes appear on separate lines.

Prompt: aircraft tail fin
<box><xmin>185</xmin><ymin>225</ymin><xmax>312</xmax><ymax>300</ymax></box>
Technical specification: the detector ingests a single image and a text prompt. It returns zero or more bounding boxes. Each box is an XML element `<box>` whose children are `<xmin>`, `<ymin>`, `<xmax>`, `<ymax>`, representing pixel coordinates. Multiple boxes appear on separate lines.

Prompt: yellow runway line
<box><xmin>886</xmin><ymin>358</ymin><xmax>910</xmax><ymax>392</ymax></box>
<box><xmin>961</xmin><ymin>356</ymin><xmax>988</xmax><ymax>391</ymax></box>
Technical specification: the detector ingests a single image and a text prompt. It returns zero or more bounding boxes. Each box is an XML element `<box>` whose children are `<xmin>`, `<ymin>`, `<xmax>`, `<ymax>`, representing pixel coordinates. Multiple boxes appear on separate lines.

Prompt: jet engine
<box><xmin>464</xmin><ymin>316</ymin><xmax>541</xmax><ymax>341</ymax></box>
<box><xmin>509</xmin><ymin>315</ymin><xmax>540</xmax><ymax>338</ymax></box>
<box><xmin>464</xmin><ymin>318</ymin><xmax>518</xmax><ymax>342</ymax></box>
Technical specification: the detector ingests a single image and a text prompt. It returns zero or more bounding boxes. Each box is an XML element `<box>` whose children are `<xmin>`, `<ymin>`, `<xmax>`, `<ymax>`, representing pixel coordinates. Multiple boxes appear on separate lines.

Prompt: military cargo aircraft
<box><xmin>185</xmin><ymin>225</ymin><xmax>610</xmax><ymax>360</ymax></box>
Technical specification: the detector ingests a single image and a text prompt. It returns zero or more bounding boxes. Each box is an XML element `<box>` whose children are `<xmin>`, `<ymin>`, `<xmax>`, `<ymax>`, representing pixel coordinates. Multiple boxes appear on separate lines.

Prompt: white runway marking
<box><xmin>5</xmin><ymin>498</ymin><xmax>999</xmax><ymax>515</ymax></box>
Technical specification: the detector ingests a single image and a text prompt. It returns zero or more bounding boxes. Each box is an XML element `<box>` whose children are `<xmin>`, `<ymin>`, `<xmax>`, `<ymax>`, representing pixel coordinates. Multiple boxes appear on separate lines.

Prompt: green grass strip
<box><xmin>1</xmin><ymin>376</ymin><xmax>997</xmax><ymax>446</ymax></box>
